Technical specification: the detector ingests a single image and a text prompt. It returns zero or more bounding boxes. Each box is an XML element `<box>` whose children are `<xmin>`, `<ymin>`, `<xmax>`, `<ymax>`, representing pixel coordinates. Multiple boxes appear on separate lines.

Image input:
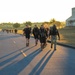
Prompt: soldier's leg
<box><xmin>54</xmin><ymin>37</ymin><xmax>57</xmax><ymax>50</ymax></box>
<box><xmin>51</xmin><ymin>38</ymin><xmax>53</xmax><ymax>48</ymax></box>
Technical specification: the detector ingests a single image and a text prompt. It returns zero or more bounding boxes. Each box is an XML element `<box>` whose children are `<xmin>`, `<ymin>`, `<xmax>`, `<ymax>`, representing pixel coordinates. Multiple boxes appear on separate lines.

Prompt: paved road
<box><xmin>0</xmin><ymin>31</ymin><xmax>75</xmax><ymax>75</ymax></box>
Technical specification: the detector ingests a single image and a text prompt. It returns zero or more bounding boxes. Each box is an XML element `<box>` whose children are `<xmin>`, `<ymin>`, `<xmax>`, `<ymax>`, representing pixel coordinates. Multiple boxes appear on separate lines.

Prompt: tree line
<box><xmin>0</xmin><ymin>19</ymin><xmax>66</xmax><ymax>29</ymax></box>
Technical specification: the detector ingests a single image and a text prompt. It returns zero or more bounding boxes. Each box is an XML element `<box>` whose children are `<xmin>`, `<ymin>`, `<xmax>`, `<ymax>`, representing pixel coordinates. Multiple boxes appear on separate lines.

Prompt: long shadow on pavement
<box><xmin>29</xmin><ymin>50</ymin><xmax>51</xmax><ymax>75</ymax></box>
<box><xmin>0</xmin><ymin>52</ymin><xmax>22</xmax><ymax>67</ymax></box>
<box><xmin>0</xmin><ymin>47</ymin><xmax>26</xmax><ymax>59</ymax></box>
<box><xmin>0</xmin><ymin>48</ymin><xmax>41</xmax><ymax>75</ymax></box>
<box><xmin>36</xmin><ymin>50</ymin><xmax>55</xmax><ymax>75</ymax></box>
<box><xmin>29</xmin><ymin>50</ymin><xmax>55</xmax><ymax>75</ymax></box>
<box><xmin>23</xmin><ymin>45</ymin><xmax>35</xmax><ymax>52</ymax></box>
<box><xmin>0</xmin><ymin>46</ymin><xmax>35</xmax><ymax>66</ymax></box>
<box><xmin>0</xmin><ymin>45</ymin><xmax>35</xmax><ymax>60</ymax></box>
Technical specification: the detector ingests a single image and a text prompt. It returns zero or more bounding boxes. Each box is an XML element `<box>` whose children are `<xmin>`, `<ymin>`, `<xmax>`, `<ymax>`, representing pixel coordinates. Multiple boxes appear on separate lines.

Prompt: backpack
<box><xmin>24</xmin><ymin>28</ymin><xmax>31</xmax><ymax>34</ymax></box>
<box><xmin>40</xmin><ymin>29</ymin><xmax>46</xmax><ymax>37</ymax></box>
<box><xmin>33</xmin><ymin>28</ymin><xmax>39</xmax><ymax>35</ymax></box>
<box><xmin>50</xmin><ymin>28</ymin><xmax>58</xmax><ymax>35</ymax></box>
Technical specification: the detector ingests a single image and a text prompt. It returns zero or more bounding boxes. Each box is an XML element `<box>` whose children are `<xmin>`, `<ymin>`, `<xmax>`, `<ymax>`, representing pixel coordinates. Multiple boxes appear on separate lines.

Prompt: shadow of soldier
<box><xmin>0</xmin><ymin>48</ymin><xmax>41</xmax><ymax>75</ymax></box>
<box><xmin>29</xmin><ymin>50</ymin><xmax>55</xmax><ymax>75</ymax></box>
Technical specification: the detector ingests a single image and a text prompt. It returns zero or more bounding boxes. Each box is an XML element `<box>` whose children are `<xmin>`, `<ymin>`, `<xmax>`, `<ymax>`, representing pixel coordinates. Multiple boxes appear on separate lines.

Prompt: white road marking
<box><xmin>21</xmin><ymin>50</ymin><xmax>27</xmax><ymax>57</ymax></box>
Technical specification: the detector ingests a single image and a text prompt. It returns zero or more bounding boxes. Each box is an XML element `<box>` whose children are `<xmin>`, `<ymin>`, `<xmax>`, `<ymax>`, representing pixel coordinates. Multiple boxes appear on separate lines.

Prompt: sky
<box><xmin>0</xmin><ymin>0</ymin><xmax>75</xmax><ymax>23</ymax></box>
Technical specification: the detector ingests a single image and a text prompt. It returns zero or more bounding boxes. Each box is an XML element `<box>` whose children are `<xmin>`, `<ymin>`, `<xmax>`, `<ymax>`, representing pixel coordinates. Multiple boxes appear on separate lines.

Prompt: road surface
<box><xmin>0</xmin><ymin>31</ymin><xmax>75</xmax><ymax>75</ymax></box>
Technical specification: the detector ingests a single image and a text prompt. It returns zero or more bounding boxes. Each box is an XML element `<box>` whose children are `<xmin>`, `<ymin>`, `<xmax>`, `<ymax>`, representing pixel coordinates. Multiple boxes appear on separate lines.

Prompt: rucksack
<box><xmin>24</xmin><ymin>28</ymin><xmax>31</xmax><ymax>34</ymax></box>
<box><xmin>33</xmin><ymin>28</ymin><xmax>39</xmax><ymax>35</ymax></box>
<box><xmin>50</xmin><ymin>29</ymin><xmax>58</xmax><ymax>35</ymax></box>
<box><xmin>40</xmin><ymin>29</ymin><xmax>46</xmax><ymax>37</ymax></box>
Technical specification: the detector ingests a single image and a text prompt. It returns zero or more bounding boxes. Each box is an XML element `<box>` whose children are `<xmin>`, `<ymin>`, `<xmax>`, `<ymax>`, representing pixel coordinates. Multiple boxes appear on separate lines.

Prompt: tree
<box><xmin>54</xmin><ymin>21</ymin><xmax>61</xmax><ymax>29</ymax></box>
<box><xmin>13</xmin><ymin>23</ymin><xmax>20</xmax><ymax>28</ymax></box>
<box><xmin>61</xmin><ymin>22</ymin><xmax>66</xmax><ymax>28</ymax></box>
<box><xmin>49</xmin><ymin>18</ymin><xmax>56</xmax><ymax>26</ymax></box>
<box><xmin>50</xmin><ymin>18</ymin><xmax>56</xmax><ymax>24</ymax></box>
<box><xmin>43</xmin><ymin>22</ymin><xmax>49</xmax><ymax>28</ymax></box>
<box><xmin>49</xmin><ymin>19</ymin><xmax>65</xmax><ymax>29</ymax></box>
<box><xmin>24</xmin><ymin>21</ymin><xmax>32</xmax><ymax>26</ymax></box>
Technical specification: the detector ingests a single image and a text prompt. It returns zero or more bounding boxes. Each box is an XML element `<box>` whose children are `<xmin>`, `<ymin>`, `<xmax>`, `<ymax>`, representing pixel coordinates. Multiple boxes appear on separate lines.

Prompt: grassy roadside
<box><xmin>17</xmin><ymin>30</ymin><xmax>23</xmax><ymax>34</ymax></box>
<box><xmin>58</xmin><ymin>27</ymin><xmax>75</xmax><ymax>47</ymax></box>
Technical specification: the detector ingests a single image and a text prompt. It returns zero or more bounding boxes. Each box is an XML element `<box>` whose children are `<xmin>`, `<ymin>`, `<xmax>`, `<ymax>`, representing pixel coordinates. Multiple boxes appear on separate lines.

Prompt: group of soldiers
<box><xmin>2</xmin><ymin>29</ymin><xmax>18</xmax><ymax>34</ymax></box>
<box><xmin>2</xmin><ymin>24</ymin><xmax>60</xmax><ymax>51</ymax></box>
<box><xmin>23</xmin><ymin>24</ymin><xmax>60</xmax><ymax>51</ymax></box>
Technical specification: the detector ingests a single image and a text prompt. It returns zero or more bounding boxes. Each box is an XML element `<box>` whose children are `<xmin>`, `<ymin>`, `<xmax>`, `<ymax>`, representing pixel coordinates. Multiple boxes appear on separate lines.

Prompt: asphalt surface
<box><xmin>0</xmin><ymin>31</ymin><xmax>75</xmax><ymax>75</ymax></box>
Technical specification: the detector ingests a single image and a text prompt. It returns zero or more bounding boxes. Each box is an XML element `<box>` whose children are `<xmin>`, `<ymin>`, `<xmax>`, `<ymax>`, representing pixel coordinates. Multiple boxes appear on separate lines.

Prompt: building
<box><xmin>66</xmin><ymin>7</ymin><xmax>75</xmax><ymax>26</ymax></box>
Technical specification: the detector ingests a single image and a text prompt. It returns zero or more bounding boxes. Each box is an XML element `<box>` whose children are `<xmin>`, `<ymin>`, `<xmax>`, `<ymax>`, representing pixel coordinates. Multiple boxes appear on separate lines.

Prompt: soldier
<box><xmin>39</xmin><ymin>25</ymin><xmax>48</xmax><ymax>51</ymax></box>
<box><xmin>23</xmin><ymin>25</ymin><xmax>31</xmax><ymax>47</ymax></box>
<box><xmin>14</xmin><ymin>29</ymin><xmax>18</xmax><ymax>34</ymax></box>
<box><xmin>33</xmin><ymin>25</ymin><xmax>39</xmax><ymax>46</ymax></box>
<box><xmin>49</xmin><ymin>24</ymin><xmax>60</xmax><ymax>50</ymax></box>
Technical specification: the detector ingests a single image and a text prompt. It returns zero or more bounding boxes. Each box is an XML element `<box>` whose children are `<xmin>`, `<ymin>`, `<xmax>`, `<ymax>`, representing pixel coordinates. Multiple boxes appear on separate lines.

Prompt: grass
<box><xmin>58</xmin><ymin>26</ymin><xmax>75</xmax><ymax>47</ymax></box>
<box><xmin>17</xmin><ymin>30</ymin><xmax>23</xmax><ymax>34</ymax></box>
